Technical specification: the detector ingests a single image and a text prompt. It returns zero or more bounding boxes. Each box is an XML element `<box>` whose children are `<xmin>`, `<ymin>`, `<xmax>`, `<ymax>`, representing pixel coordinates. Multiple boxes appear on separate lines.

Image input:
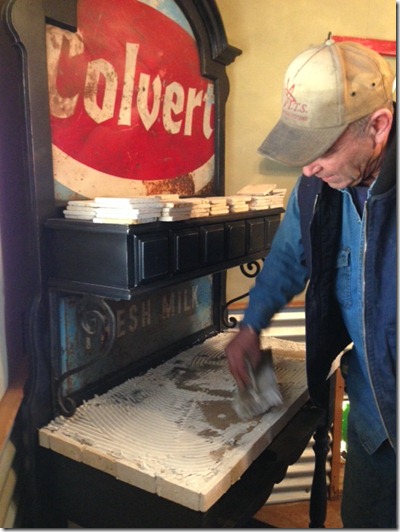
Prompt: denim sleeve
<box><xmin>241</xmin><ymin>178</ymin><xmax>309</xmax><ymax>333</ymax></box>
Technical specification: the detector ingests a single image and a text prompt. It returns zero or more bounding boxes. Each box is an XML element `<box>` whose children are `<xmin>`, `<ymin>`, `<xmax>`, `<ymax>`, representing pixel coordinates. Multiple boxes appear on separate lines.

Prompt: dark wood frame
<box><xmin>1</xmin><ymin>0</ymin><xmax>241</xmax><ymax>403</ymax></box>
<box><xmin>0</xmin><ymin>0</ymin><xmax>242</xmax><ymax>525</ymax></box>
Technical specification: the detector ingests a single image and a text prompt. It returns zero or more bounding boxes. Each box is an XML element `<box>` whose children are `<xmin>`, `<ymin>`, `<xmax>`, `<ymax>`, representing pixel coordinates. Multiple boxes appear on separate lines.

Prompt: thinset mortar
<box><xmin>39</xmin><ymin>332</ymin><xmax>308</xmax><ymax>512</ymax></box>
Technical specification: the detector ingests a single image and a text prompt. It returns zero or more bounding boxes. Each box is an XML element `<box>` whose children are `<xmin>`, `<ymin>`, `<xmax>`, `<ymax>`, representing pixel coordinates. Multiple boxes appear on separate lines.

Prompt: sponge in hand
<box><xmin>233</xmin><ymin>348</ymin><xmax>283</xmax><ymax>420</ymax></box>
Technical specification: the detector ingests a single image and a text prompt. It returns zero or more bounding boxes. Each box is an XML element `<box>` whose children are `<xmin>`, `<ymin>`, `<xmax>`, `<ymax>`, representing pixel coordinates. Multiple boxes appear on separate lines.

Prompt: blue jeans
<box><xmin>341</xmin><ymin>411</ymin><xmax>397</xmax><ymax>528</ymax></box>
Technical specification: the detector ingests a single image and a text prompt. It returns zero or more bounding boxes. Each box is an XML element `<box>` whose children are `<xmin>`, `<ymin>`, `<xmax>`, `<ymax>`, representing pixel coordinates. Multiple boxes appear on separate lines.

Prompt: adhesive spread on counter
<box><xmin>39</xmin><ymin>332</ymin><xmax>308</xmax><ymax>512</ymax></box>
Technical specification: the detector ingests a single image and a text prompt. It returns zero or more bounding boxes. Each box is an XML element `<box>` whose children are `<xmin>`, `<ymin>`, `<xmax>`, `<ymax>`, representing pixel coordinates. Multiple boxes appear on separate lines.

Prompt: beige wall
<box><xmin>217</xmin><ymin>0</ymin><xmax>396</xmax><ymax>305</ymax></box>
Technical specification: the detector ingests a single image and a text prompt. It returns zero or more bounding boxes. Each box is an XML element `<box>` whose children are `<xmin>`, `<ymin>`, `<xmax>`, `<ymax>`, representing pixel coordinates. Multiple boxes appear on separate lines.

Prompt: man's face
<box><xmin>301</xmin><ymin>124</ymin><xmax>377</xmax><ymax>189</ymax></box>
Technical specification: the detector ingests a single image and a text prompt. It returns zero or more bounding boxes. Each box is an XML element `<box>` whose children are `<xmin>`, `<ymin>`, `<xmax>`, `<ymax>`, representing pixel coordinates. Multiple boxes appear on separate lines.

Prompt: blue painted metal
<box><xmin>54</xmin><ymin>276</ymin><xmax>214</xmax><ymax>412</ymax></box>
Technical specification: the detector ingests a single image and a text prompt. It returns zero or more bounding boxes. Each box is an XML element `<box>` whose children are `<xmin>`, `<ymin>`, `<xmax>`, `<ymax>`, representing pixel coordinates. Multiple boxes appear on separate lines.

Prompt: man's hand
<box><xmin>224</xmin><ymin>326</ymin><xmax>262</xmax><ymax>391</ymax></box>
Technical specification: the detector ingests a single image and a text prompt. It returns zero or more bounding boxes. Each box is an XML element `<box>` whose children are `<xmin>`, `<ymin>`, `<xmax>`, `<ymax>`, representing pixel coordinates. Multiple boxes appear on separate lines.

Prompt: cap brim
<box><xmin>258</xmin><ymin>119</ymin><xmax>348</xmax><ymax>167</ymax></box>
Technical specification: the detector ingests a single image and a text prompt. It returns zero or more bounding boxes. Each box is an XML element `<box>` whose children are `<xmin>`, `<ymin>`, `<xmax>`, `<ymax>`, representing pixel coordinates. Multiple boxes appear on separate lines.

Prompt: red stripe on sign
<box><xmin>332</xmin><ymin>35</ymin><xmax>396</xmax><ymax>56</ymax></box>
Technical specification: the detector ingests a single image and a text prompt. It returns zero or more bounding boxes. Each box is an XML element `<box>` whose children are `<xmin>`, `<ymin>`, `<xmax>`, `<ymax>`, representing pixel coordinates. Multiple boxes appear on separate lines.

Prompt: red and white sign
<box><xmin>47</xmin><ymin>0</ymin><xmax>215</xmax><ymax>199</ymax></box>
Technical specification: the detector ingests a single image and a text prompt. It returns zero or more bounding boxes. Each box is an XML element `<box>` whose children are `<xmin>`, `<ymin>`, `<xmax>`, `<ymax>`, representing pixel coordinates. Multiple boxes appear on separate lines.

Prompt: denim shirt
<box><xmin>243</xmin><ymin>179</ymin><xmax>387</xmax><ymax>454</ymax></box>
<box><xmin>337</xmin><ymin>187</ymin><xmax>387</xmax><ymax>454</ymax></box>
<box><xmin>242</xmin><ymin>181</ymin><xmax>308</xmax><ymax>333</ymax></box>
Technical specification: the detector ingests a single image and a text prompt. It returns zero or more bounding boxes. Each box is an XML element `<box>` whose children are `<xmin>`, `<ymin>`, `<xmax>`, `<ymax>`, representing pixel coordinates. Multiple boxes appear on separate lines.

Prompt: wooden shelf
<box><xmin>46</xmin><ymin>209</ymin><xmax>283</xmax><ymax>300</ymax></box>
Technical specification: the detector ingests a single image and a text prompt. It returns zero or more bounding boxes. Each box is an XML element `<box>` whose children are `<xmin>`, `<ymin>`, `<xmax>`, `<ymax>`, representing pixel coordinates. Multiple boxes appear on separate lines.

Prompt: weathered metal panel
<box><xmin>54</xmin><ymin>276</ymin><xmax>214</xmax><ymax>409</ymax></box>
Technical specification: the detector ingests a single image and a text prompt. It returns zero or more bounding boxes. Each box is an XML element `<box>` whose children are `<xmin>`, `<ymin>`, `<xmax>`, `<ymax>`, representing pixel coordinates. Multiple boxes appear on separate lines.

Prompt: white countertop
<box><xmin>39</xmin><ymin>332</ymin><xmax>308</xmax><ymax>512</ymax></box>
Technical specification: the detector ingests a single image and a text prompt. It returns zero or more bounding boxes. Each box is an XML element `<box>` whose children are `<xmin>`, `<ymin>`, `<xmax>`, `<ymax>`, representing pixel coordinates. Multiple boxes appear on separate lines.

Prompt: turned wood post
<box><xmin>309</xmin><ymin>423</ymin><xmax>331</xmax><ymax>528</ymax></box>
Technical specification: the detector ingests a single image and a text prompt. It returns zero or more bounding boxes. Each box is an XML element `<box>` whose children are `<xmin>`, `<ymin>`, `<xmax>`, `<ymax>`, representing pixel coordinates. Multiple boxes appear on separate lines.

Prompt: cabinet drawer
<box><xmin>134</xmin><ymin>233</ymin><xmax>169</xmax><ymax>283</ymax></box>
<box><xmin>173</xmin><ymin>228</ymin><xmax>200</xmax><ymax>272</ymax></box>
<box><xmin>265</xmin><ymin>215</ymin><xmax>280</xmax><ymax>248</ymax></box>
<box><xmin>225</xmin><ymin>221</ymin><xmax>246</xmax><ymax>259</ymax></box>
<box><xmin>200</xmin><ymin>224</ymin><xmax>225</xmax><ymax>265</ymax></box>
<box><xmin>246</xmin><ymin>218</ymin><xmax>265</xmax><ymax>254</ymax></box>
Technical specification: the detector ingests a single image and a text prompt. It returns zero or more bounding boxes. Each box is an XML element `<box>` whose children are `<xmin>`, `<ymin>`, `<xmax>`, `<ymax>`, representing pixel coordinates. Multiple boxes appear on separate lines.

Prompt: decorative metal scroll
<box><xmin>54</xmin><ymin>295</ymin><xmax>116</xmax><ymax>416</ymax></box>
<box><xmin>221</xmin><ymin>259</ymin><xmax>264</xmax><ymax>328</ymax></box>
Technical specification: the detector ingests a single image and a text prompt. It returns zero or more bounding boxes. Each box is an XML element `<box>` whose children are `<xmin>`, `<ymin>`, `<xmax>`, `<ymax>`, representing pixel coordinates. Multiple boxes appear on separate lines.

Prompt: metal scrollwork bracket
<box><xmin>221</xmin><ymin>259</ymin><xmax>264</xmax><ymax>328</ymax></box>
<box><xmin>54</xmin><ymin>295</ymin><xmax>116</xmax><ymax>417</ymax></box>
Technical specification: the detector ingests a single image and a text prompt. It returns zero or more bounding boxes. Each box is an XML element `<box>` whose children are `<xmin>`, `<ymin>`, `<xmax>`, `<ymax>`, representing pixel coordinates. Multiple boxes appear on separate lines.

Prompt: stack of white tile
<box><xmin>236</xmin><ymin>183</ymin><xmax>276</xmax><ymax>196</ymax></box>
<box><xmin>63</xmin><ymin>197</ymin><xmax>163</xmax><ymax>224</ymax></box>
<box><xmin>159</xmin><ymin>199</ymin><xmax>200</xmax><ymax>221</ymax></box>
<box><xmin>158</xmin><ymin>197</ymin><xmax>212</xmax><ymax>220</ymax></box>
<box><xmin>207</xmin><ymin>197</ymin><xmax>230</xmax><ymax>216</ymax></box>
<box><xmin>269</xmin><ymin>188</ymin><xmax>287</xmax><ymax>207</ymax></box>
<box><xmin>63</xmin><ymin>200</ymin><xmax>98</xmax><ymax>220</ymax></box>
<box><xmin>236</xmin><ymin>184</ymin><xmax>286</xmax><ymax>210</ymax></box>
<box><xmin>248</xmin><ymin>196</ymin><xmax>277</xmax><ymax>210</ymax></box>
<box><xmin>92</xmin><ymin>197</ymin><xmax>163</xmax><ymax>223</ymax></box>
<box><xmin>184</xmin><ymin>198</ymin><xmax>212</xmax><ymax>218</ymax></box>
<box><xmin>225</xmin><ymin>195</ymin><xmax>250</xmax><ymax>213</ymax></box>
<box><xmin>62</xmin><ymin>188</ymin><xmax>285</xmax><ymax>225</ymax></box>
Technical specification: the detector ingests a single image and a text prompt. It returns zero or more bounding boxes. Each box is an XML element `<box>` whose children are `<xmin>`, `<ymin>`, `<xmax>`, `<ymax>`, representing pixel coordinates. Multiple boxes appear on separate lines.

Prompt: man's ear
<box><xmin>369</xmin><ymin>108</ymin><xmax>393</xmax><ymax>144</ymax></box>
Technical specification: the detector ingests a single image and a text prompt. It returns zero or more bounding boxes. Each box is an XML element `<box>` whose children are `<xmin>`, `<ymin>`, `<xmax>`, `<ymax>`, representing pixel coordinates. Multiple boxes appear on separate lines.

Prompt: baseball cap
<box><xmin>258</xmin><ymin>37</ymin><xmax>395</xmax><ymax>167</ymax></box>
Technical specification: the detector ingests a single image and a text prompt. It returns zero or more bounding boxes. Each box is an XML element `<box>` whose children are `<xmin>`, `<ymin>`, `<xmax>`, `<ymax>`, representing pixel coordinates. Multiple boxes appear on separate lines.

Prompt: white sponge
<box><xmin>233</xmin><ymin>349</ymin><xmax>283</xmax><ymax>420</ymax></box>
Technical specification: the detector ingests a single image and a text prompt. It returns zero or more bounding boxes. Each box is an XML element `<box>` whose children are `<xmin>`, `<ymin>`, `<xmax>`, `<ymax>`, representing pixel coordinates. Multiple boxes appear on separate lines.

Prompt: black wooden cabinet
<box><xmin>46</xmin><ymin>209</ymin><xmax>282</xmax><ymax>300</ymax></box>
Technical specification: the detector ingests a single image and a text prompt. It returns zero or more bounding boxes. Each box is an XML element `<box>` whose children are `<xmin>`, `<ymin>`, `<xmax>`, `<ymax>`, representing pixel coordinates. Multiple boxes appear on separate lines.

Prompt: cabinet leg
<box><xmin>309</xmin><ymin>424</ymin><xmax>330</xmax><ymax>528</ymax></box>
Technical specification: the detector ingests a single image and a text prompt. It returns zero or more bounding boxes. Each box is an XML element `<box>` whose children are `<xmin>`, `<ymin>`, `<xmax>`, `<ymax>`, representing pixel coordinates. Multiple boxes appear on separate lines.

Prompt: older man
<box><xmin>225</xmin><ymin>38</ymin><xmax>396</xmax><ymax>528</ymax></box>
